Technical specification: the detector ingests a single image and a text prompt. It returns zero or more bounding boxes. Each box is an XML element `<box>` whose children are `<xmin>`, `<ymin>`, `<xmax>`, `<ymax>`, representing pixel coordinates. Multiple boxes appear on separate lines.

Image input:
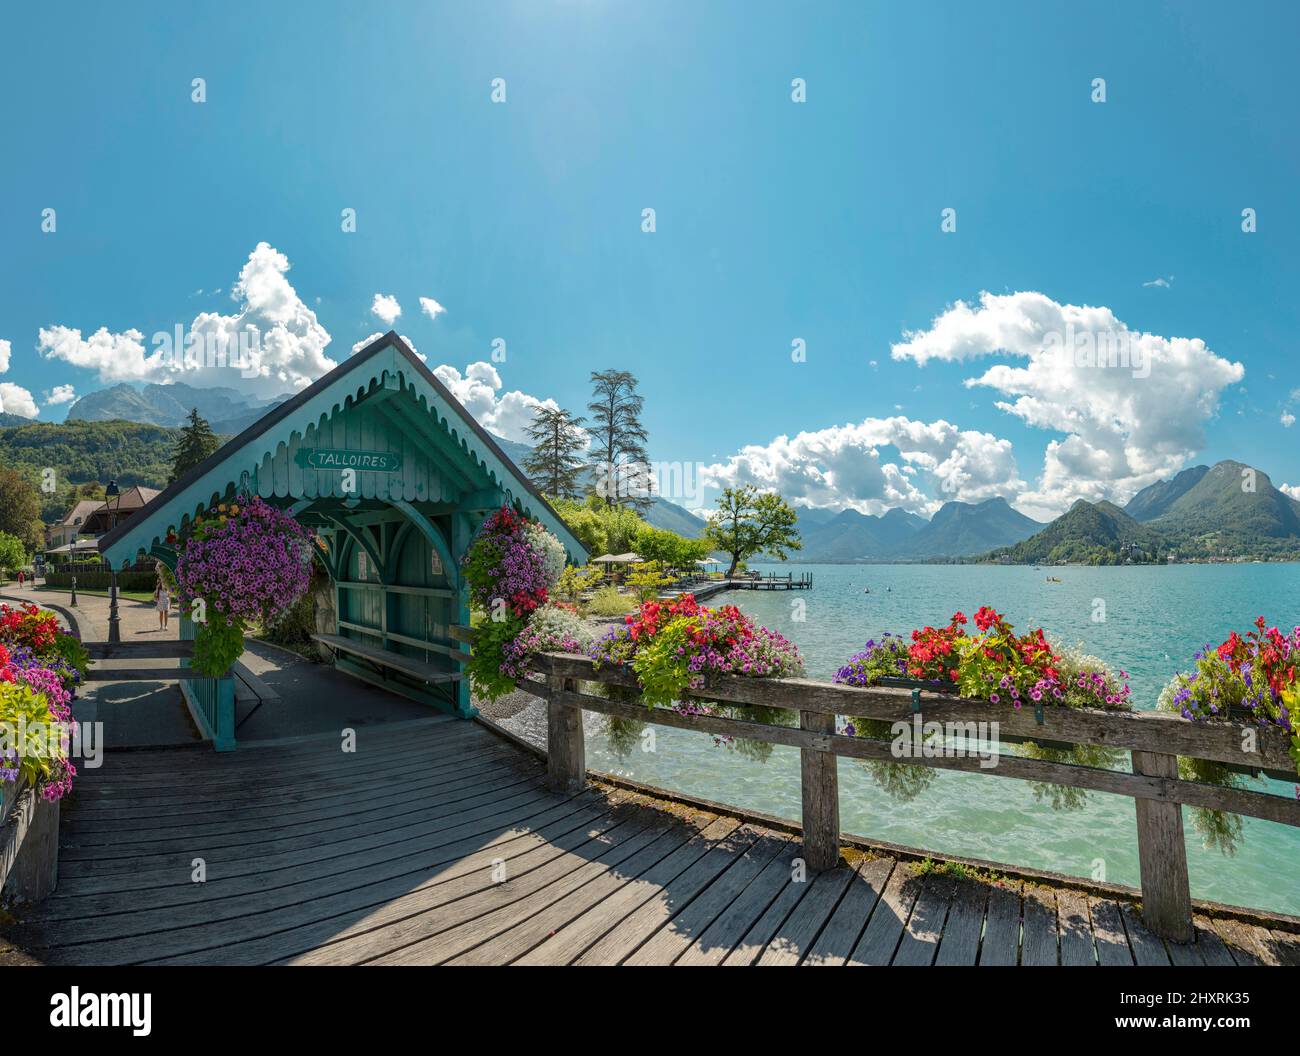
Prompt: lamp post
<box><xmin>106</xmin><ymin>480</ymin><xmax>121</xmax><ymax>644</ymax></box>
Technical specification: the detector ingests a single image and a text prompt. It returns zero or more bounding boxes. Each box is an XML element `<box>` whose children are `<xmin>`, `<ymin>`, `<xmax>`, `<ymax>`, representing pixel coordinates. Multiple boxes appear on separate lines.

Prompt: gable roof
<box><xmin>97</xmin><ymin>332</ymin><xmax>588</xmax><ymax>564</ymax></box>
<box><xmin>59</xmin><ymin>499</ymin><xmax>103</xmax><ymax>527</ymax></box>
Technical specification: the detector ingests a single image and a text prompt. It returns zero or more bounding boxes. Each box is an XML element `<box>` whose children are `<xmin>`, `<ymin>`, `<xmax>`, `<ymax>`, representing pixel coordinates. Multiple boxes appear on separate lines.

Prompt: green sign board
<box><xmin>294</xmin><ymin>448</ymin><xmax>403</xmax><ymax>473</ymax></box>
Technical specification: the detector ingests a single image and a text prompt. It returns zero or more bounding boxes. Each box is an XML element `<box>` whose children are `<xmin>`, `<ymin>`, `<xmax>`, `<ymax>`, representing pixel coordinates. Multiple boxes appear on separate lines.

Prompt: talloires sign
<box><xmin>294</xmin><ymin>448</ymin><xmax>403</xmax><ymax>473</ymax></box>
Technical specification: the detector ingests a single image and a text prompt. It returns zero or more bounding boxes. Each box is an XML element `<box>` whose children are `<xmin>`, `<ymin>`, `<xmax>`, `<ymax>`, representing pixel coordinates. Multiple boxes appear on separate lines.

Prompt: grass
<box><xmin>33</xmin><ymin>586</ymin><xmax>157</xmax><ymax>603</ymax></box>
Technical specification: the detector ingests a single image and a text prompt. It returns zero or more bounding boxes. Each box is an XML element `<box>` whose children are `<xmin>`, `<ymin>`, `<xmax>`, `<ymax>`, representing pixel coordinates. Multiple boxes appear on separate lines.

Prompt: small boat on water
<box><xmin>1046</xmin><ymin>576</ymin><xmax>1062</xmax><ymax>583</ymax></box>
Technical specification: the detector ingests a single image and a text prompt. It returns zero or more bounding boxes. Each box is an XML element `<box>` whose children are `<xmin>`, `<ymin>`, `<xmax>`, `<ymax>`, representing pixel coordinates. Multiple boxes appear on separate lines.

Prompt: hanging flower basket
<box><xmin>175</xmin><ymin>495</ymin><xmax>314</xmax><ymax>677</ymax></box>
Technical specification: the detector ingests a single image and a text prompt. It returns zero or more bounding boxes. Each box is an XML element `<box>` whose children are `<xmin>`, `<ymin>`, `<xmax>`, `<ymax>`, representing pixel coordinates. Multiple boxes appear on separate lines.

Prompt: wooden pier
<box><xmin>7</xmin><ymin>715</ymin><xmax>1296</xmax><ymax>966</ymax></box>
<box><xmin>724</xmin><ymin>572</ymin><xmax>814</xmax><ymax>590</ymax></box>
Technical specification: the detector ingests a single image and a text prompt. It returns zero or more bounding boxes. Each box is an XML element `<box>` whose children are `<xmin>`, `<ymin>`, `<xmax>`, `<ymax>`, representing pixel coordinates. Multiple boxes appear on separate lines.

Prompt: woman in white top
<box><xmin>154</xmin><ymin>580</ymin><xmax>171</xmax><ymax>630</ymax></box>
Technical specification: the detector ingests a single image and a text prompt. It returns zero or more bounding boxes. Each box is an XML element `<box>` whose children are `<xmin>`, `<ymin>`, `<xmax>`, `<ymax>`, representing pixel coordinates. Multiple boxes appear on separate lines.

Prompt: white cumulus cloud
<box><xmin>432</xmin><ymin>362</ymin><xmax>562</xmax><ymax>444</ymax></box>
<box><xmin>371</xmin><ymin>293</ymin><xmax>402</xmax><ymax>325</ymax></box>
<box><xmin>1282</xmin><ymin>412</ymin><xmax>1295</xmax><ymax>428</ymax></box>
<box><xmin>700</xmin><ymin>416</ymin><xmax>1025</xmax><ymax>516</ymax></box>
<box><xmin>45</xmin><ymin>384</ymin><xmax>76</xmax><ymax>406</ymax></box>
<box><xmin>419</xmin><ymin>296</ymin><xmax>447</xmax><ymax>321</ymax></box>
<box><xmin>0</xmin><ymin>383</ymin><xmax>38</xmax><ymax>418</ymax></box>
<box><xmin>891</xmin><ymin>291</ymin><xmax>1244</xmax><ymax>518</ymax></box>
<box><xmin>352</xmin><ymin>332</ymin><xmax>425</xmax><ymax>362</ymax></box>
<box><xmin>1281</xmin><ymin>483</ymin><xmax>1300</xmax><ymax>502</ymax></box>
<box><xmin>0</xmin><ymin>338</ymin><xmax>38</xmax><ymax>418</ymax></box>
<box><xmin>39</xmin><ymin>243</ymin><xmax>335</xmax><ymax>397</ymax></box>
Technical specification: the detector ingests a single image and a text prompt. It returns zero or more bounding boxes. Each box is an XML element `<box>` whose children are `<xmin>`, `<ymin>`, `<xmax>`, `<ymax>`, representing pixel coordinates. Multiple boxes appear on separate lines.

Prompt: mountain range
<box><xmin>66</xmin><ymin>382</ymin><xmax>289</xmax><ymax>435</ymax></box>
<box><xmin>19</xmin><ymin>383</ymin><xmax>1300</xmax><ymax>563</ymax></box>
<box><xmin>791</xmin><ymin>497</ymin><xmax>1042</xmax><ymax>562</ymax></box>
<box><xmin>987</xmin><ymin>460</ymin><xmax>1300</xmax><ymax>564</ymax></box>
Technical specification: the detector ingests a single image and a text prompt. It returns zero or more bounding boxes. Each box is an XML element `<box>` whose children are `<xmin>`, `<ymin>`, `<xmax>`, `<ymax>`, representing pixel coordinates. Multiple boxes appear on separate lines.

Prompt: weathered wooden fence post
<box><xmin>546</xmin><ymin>675</ymin><xmax>586</xmax><ymax>794</ymax></box>
<box><xmin>1131</xmin><ymin>749</ymin><xmax>1193</xmax><ymax>942</ymax></box>
<box><xmin>799</xmin><ymin>708</ymin><xmax>840</xmax><ymax>871</ymax></box>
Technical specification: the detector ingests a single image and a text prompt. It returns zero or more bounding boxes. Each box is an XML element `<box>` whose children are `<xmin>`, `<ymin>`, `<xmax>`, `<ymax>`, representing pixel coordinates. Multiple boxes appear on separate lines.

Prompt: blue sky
<box><xmin>2</xmin><ymin>0</ymin><xmax>1298</xmax><ymax>519</ymax></box>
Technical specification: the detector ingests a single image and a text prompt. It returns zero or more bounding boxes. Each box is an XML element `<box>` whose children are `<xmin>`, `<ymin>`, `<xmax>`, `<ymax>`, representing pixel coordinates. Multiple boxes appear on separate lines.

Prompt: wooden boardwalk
<box><xmin>7</xmin><ymin>718</ymin><xmax>1297</xmax><ymax>966</ymax></box>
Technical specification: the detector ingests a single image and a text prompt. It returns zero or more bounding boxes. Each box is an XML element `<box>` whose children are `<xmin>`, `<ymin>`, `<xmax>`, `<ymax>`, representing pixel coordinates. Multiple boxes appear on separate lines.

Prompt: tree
<box><xmin>634</xmin><ymin>524</ymin><xmax>711</xmax><ymax>569</ymax></box>
<box><xmin>0</xmin><ymin>530</ymin><xmax>27</xmax><ymax>574</ymax></box>
<box><xmin>0</xmin><ymin>467</ymin><xmax>43</xmax><ymax>551</ymax></box>
<box><xmin>523</xmin><ymin>405</ymin><xmax>588</xmax><ymax>499</ymax></box>
<box><xmin>705</xmin><ymin>485</ymin><xmax>802</xmax><ymax>577</ymax></box>
<box><xmin>587</xmin><ymin>369</ymin><xmax>652</xmax><ymax>511</ymax></box>
<box><xmin>170</xmin><ymin>409</ymin><xmax>221</xmax><ymax>483</ymax></box>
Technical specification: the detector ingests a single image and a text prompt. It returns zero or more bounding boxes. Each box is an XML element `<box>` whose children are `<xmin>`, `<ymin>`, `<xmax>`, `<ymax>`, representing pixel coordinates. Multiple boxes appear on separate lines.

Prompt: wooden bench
<box><xmin>312</xmin><ymin>633</ymin><xmax>464</xmax><ymax>687</ymax></box>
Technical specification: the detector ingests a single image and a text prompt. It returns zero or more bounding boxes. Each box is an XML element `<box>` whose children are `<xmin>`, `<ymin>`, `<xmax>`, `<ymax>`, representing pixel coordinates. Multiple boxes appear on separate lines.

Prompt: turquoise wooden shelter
<box><xmin>96</xmin><ymin>332</ymin><xmax>587</xmax><ymax>748</ymax></box>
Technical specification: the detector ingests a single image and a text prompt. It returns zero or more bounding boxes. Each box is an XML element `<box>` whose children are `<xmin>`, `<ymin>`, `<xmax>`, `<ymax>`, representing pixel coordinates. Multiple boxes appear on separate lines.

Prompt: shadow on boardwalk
<box><xmin>6</xmin><ymin>716</ymin><xmax>1298</xmax><ymax>966</ymax></box>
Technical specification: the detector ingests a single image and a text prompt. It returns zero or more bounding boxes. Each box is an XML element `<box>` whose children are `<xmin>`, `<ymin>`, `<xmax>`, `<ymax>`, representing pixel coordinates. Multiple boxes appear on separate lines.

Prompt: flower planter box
<box><xmin>0</xmin><ymin>776</ymin><xmax>60</xmax><ymax>903</ymax></box>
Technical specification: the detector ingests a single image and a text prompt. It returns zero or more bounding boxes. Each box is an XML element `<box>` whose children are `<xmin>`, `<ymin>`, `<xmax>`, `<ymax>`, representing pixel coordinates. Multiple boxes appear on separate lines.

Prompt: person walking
<box><xmin>16</xmin><ymin>569</ymin><xmax>24</xmax><ymax>588</ymax></box>
<box><xmin>154</xmin><ymin>580</ymin><xmax>171</xmax><ymax>631</ymax></box>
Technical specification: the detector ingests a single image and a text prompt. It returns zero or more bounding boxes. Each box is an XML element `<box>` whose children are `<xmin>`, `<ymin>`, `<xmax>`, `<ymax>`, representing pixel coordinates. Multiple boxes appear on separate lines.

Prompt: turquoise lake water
<box><xmin>581</xmin><ymin>562</ymin><xmax>1300</xmax><ymax>916</ymax></box>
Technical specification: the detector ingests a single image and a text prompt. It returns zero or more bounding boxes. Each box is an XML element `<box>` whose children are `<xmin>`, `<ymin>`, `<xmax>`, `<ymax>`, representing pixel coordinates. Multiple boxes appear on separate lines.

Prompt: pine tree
<box><xmin>586</xmin><ymin>369</ymin><xmax>652</xmax><ymax>511</ymax></box>
<box><xmin>523</xmin><ymin>405</ymin><xmax>588</xmax><ymax>499</ymax></box>
<box><xmin>169</xmin><ymin>408</ymin><xmax>221</xmax><ymax>484</ymax></box>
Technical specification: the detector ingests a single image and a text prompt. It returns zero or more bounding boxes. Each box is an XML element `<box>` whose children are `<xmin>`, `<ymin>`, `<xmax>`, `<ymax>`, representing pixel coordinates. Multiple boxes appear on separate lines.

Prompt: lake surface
<box><xmin>581</xmin><ymin>562</ymin><xmax>1300</xmax><ymax>916</ymax></box>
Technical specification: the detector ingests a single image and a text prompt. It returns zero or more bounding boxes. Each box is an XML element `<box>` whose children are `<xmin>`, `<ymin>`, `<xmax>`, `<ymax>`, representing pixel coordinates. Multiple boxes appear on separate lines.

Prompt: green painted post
<box><xmin>451</xmin><ymin>512</ymin><xmax>476</xmax><ymax>719</ymax></box>
<box><xmin>213</xmin><ymin>676</ymin><xmax>236</xmax><ymax>752</ymax></box>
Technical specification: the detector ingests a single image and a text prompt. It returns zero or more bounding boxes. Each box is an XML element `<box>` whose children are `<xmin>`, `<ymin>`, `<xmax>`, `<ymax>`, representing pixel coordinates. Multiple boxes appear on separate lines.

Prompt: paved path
<box><xmin>7</xmin><ymin>717</ymin><xmax>1297</xmax><ymax>966</ymax></box>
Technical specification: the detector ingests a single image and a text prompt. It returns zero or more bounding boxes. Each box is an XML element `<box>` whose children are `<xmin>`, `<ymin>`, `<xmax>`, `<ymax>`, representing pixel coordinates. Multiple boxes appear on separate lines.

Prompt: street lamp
<box><xmin>106</xmin><ymin>480</ymin><xmax>121</xmax><ymax>644</ymax></box>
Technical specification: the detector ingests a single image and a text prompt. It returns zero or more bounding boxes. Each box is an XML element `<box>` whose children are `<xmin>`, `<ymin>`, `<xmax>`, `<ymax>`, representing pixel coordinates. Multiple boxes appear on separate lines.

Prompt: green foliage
<box><xmin>465</xmin><ymin>612</ymin><xmax>527</xmax><ymax>702</ymax></box>
<box><xmin>48</xmin><ymin>631</ymin><xmax>90</xmax><ymax>682</ymax></box>
<box><xmin>191</xmin><ymin>618</ymin><xmax>246</xmax><ymax>677</ymax></box>
<box><xmin>634</xmin><ymin>524</ymin><xmax>711</xmax><ymax>568</ymax></box>
<box><xmin>0</xmin><ymin>531</ymin><xmax>28</xmax><ymax>573</ymax></box>
<box><xmin>0</xmin><ymin>679</ymin><xmax>68</xmax><ymax>791</ymax></box>
<box><xmin>45</xmin><ymin>570</ymin><xmax>158</xmax><ymax>591</ymax></box>
<box><xmin>524</xmin><ymin>405</ymin><xmax>588</xmax><ymax>500</ymax></box>
<box><xmin>625</xmin><ymin>561</ymin><xmax>673</xmax><ymax>602</ymax></box>
<box><xmin>553</xmin><ymin>564</ymin><xmax>604</xmax><ymax>604</ymax></box>
<box><xmin>170</xmin><ymin>408</ymin><xmax>221</xmax><ymax>483</ymax></box>
<box><xmin>0</xmin><ymin>467</ymin><xmax>43</xmax><ymax>551</ymax></box>
<box><xmin>602</xmin><ymin>713</ymin><xmax>647</xmax><ymax>760</ymax></box>
<box><xmin>705</xmin><ymin>485</ymin><xmax>801</xmax><ymax>575</ymax></box>
<box><xmin>585</xmin><ymin>585</ymin><xmax>636</xmax><ymax>617</ymax></box>
<box><xmin>0</xmin><ymin>419</ymin><xmax>176</xmax><ymax>524</ymax></box>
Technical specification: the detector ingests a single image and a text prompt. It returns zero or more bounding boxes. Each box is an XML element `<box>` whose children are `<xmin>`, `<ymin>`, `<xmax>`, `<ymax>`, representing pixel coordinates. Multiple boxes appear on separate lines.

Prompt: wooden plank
<box><xmin>755</xmin><ymin>862</ymin><xmax>856</xmax><ymax>966</ymax></box>
<box><xmin>1090</xmin><ymin>899</ymin><xmax>1135</xmax><ymax>966</ymax></box>
<box><xmin>515</xmin><ymin>815</ymin><xmax>734</xmax><ymax>966</ymax></box>
<box><xmin>387</xmin><ymin>814</ymin><xmax>684</xmax><ymax>965</ymax></box>
<box><xmin>41</xmin><ymin>794</ymin><xmax>613</xmax><ymax>965</ymax></box>
<box><xmin>934</xmin><ymin>879</ymin><xmax>989</xmax><ymax>966</ymax></box>
<box><xmin>1192</xmin><ymin>916</ymin><xmax>1238</xmax><ymax>966</ymax></box>
<box><xmin>803</xmin><ymin>857</ymin><xmax>894</xmax><ymax>966</ymax></box>
<box><xmin>675</xmin><ymin>839</ymin><xmax>801</xmax><ymax>967</ymax></box>
<box><xmin>1056</xmin><ymin>889</ymin><xmax>1096</xmax><ymax>966</ymax></box>
<box><xmin>893</xmin><ymin>873</ymin><xmax>957</xmax><ymax>966</ymax></box>
<box><xmin>849</xmin><ymin>862</ymin><xmax>925</xmax><ymax>966</ymax></box>
<box><xmin>84</xmin><ymin>640</ymin><xmax>195</xmax><ymax>660</ymax></box>
<box><xmin>539</xmin><ymin>685</ymin><xmax>1300</xmax><ymax>827</ymax></box>
<box><xmin>453</xmin><ymin>822</ymin><xmax>706</xmax><ymax>966</ymax></box>
<box><xmin>623</xmin><ymin>831</ymin><xmax>787</xmax><ymax>966</ymax></box>
<box><xmin>798</xmin><ymin>709</ymin><xmax>840</xmax><ymax>871</ymax></box>
<box><xmin>1121</xmin><ymin>902</ymin><xmax>1172</xmax><ymax>965</ymax></box>
<box><xmin>1208</xmin><ymin>917</ymin><xmax>1278</xmax><ymax>965</ymax></box>
<box><xmin>303</xmin><ymin>807</ymin><xmax>666</xmax><ymax>965</ymax></box>
<box><xmin>1131</xmin><ymin>750</ymin><xmax>1193</xmax><ymax>942</ymax></box>
<box><xmin>312</xmin><ymin>633</ymin><xmax>461</xmax><ymax>683</ymax></box>
<box><xmin>575</xmin><ymin>820</ymin><xmax>756</xmax><ymax>965</ymax></box>
<box><xmin>1019</xmin><ymin>885</ymin><xmax>1059</xmax><ymax>966</ymax></box>
<box><xmin>533</xmin><ymin>652</ymin><xmax>1296</xmax><ymax>771</ymax></box>
<box><xmin>978</xmin><ymin>882</ymin><xmax>1022</xmax><ymax>966</ymax></box>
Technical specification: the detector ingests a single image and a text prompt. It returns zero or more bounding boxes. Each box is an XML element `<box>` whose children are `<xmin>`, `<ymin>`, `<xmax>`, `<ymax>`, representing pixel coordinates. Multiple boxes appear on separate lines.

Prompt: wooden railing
<box><xmin>518</xmin><ymin>651</ymin><xmax>1300</xmax><ymax>942</ymax></box>
<box><xmin>85</xmin><ymin>635</ymin><xmax>235</xmax><ymax>751</ymax></box>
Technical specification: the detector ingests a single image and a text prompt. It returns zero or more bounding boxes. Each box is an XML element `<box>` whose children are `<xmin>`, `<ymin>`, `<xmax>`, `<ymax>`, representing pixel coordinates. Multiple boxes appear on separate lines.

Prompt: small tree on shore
<box><xmin>0</xmin><ymin>530</ymin><xmax>27</xmax><ymax>575</ymax></box>
<box><xmin>170</xmin><ymin>409</ymin><xmax>221</xmax><ymax>483</ymax></box>
<box><xmin>705</xmin><ymin>485</ymin><xmax>801</xmax><ymax>577</ymax></box>
<box><xmin>523</xmin><ymin>405</ymin><xmax>588</xmax><ymax>499</ymax></box>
